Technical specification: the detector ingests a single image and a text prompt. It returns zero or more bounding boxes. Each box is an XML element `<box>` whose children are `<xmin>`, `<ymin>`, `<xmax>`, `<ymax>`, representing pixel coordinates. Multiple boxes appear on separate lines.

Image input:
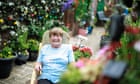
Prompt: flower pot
<box><xmin>0</xmin><ymin>56</ymin><xmax>17</xmax><ymax>79</ymax></box>
<box><xmin>15</xmin><ymin>54</ymin><xmax>29</xmax><ymax>65</ymax></box>
<box><xmin>28</xmin><ymin>50</ymin><xmax>38</xmax><ymax>61</ymax></box>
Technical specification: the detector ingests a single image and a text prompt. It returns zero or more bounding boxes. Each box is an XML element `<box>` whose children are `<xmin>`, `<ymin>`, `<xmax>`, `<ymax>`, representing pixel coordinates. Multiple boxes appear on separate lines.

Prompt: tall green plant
<box><xmin>17</xmin><ymin>31</ymin><xmax>29</xmax><ymax>50</ymax></box>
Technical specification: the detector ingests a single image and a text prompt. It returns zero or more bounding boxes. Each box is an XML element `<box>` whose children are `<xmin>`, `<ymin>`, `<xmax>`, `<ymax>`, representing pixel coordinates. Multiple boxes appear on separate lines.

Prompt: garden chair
<box><xmin>30</xmin><ymin>29</ymin><xmax>70</xmax><ymax>84</ymax></box>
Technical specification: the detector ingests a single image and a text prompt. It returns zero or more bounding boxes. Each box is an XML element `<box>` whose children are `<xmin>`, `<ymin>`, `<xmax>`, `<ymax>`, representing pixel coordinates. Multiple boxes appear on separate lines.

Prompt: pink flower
<box><xmin>75</xmin><ymin>60</ymin><xmax>85</xmax><ymax>68</ymax></box>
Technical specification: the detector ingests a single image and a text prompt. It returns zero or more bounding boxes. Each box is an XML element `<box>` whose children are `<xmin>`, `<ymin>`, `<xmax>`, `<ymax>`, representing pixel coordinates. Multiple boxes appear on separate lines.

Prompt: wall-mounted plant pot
<box><xmin>15</xmin><ymin>54</ymin><xmax>29</xmax><ymax>65</ymax></box>
<box><xmin>0</xmin><ymin>56</ymin><xmax>17</xmax><ymax>79</ymax></box>
<box><xmin>28</xmin><ymin>50</ymin><xmax>38</xmax><ymax>61</ymax></box>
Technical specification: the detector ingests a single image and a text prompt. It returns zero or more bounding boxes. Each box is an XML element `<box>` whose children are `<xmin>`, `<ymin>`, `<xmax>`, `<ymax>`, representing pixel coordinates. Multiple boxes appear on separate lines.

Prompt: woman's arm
<box><xmin>34</xmin><ymin>46</ymin><xmax>44</xmax><ymax>73</ymax></box>
<box><xmin>68</xmin><ymin>44</ymin><xmax>75</xmax><ymax>63</ymax></box>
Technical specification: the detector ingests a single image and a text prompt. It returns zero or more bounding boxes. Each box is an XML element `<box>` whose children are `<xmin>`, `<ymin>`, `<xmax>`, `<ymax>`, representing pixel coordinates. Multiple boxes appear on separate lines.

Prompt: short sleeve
<box><xmin>36</xmin><ymin>45</ymin><xmax>48</xmax><ymax>62</ymax></box>
<box><xmin>36</xmin><ymin>48</ymin><xmax>43</xmax><ymax>62</ymax></box>
<box><xmin>68</xmin><ymin>44</ymin><xmax>75</xmax><ymax>63</ymax></box>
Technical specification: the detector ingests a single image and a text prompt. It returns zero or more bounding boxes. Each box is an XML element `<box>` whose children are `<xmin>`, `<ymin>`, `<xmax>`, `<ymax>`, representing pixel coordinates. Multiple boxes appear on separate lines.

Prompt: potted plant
<box><xmin>0</xmin><ymin>45</ymin><xmax>17</xmax><ymax>79</ymax></box>
<box><xmin>15</xmin><ymin>31</ymin><xmax>29</xmax><ymax>65</ymax></box>
<box><xmin>27</xmin><ymin>39</ymin><xmax>39</xmax><ymax>61</ymax></box>
<box><xmin>72</xmin><ymin>45</ymin><xmax>93</xmax><ymax>61</ymax></box>
<box><xmin>15</xmin><ymin>50</ymin><xmax>29</xmax><ymax>65</ymax></box>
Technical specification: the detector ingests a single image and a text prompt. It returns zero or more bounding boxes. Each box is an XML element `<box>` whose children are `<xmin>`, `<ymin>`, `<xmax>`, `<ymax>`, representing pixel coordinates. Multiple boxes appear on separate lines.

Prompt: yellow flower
<box><xmin>8</xmin><ymin>51</ymin><xmax>12</xmax><ymax>55</ymax></box>
<box><xmin>45</xmin><ymin>14</ymin><xmax>48</xmax><ymax>18</ymax></box>
<box><xmin>3</xmin><ymin>42</ymin><xmax>7</xmax><ymax>46</ymax></box>
<box><xmin>0</xmin><ymin>19</ymin><xmax>4</xmax><ymax>23</ymax></box>
<box><xmin>34</xmin><ymin>11</ymin><xmax>37</xmax><ymax>15</ymax></box>
<box><xmin>14</xmin><ymin>21</ymin><xmax>18</xmax><ymax>25</ymax></box>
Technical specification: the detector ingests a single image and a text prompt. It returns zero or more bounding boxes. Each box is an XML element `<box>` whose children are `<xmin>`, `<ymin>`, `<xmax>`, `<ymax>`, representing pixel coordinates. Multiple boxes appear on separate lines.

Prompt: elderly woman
<box><xmin>35</xmin><ymin>27</ymin><xmax>75</xmax><ymax>84</ymax></box>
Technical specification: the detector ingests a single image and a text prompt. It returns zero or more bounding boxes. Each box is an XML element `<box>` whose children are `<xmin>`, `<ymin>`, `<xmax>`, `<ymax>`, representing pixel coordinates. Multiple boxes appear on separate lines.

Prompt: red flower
<box><xmin>72</xmin><ymin>45</ymin><xmax>79</xmax><ymax>51</ymax></box>
<box><xmin>125</xmin><ymin>26</ymin><xmax>132</xmax><ymax>32</ymax></box>
<box><xmin>107</xmin><ymin>52</ymin><xmax>116</xmax><ymax>60</ymax></box>
<box><xmin>127</xmin><ymin>41</ymin><xmax>136</xmax><ymax>48</ymax></box>
<box><xmin>79</xmin><ymin>47</ymin><xmax>93</xmax><ymax>56</ymax></box>
<box><xmin>109</xmin><ymin>41</ymin><xmax>121</xmax><ymax>51</ymax></box>
<box><xmin>130</xmin><ymin>28</ymin><xmax>140</xmax><ymax>34</ymax></box>
<box><xmin>125</xmin><ymin>26</ymin><xmax>140</xmax><ymax>34</ymax></box>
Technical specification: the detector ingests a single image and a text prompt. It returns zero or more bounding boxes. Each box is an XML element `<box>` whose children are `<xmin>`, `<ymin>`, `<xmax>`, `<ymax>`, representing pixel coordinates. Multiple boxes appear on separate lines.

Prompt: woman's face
<box><xmin>50</xmin><ymin>34</ymin><xmax>62</xmax><ymax>48</ymax></box>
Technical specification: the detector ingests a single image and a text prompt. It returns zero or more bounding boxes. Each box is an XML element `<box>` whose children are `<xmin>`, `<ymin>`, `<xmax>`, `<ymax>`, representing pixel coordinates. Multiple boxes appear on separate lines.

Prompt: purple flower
<box><xmin>61</xmin><ymin>0</ymin><xmax>74</xmax><ymax>12</ymax></box>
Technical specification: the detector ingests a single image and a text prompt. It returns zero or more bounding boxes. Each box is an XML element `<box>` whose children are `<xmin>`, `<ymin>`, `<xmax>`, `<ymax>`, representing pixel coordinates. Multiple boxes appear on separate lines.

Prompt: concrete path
<box><xmin>0</xmin><ymin>27</ymin><xmax>105</xmax><ymax>84</ymax></box>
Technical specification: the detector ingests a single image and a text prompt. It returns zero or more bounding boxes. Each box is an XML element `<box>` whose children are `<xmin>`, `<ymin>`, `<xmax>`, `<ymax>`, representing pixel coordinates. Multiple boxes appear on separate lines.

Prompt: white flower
<box><xmin>10</xmin><ymin>31</ymin><xmax>16</xmax><ymax>36</ymax></box>
<box><xmin>41</xmin><ymin>0</ymin><xmax>46</xmax><ymax>4</ymax></box>
<box><xmin>9</xmin><ymin>2</ymin><xmax>15</xmax><ymax>6</ymax></box>
<box><xmin>0</xmin><ymin>2</ymin><xmax>2</xmax><ymax>6</ymax></box>
<box><xmin>134</xmin><ymin>40</ymin><xmax>140</xmax><ymax>52</ymax></box>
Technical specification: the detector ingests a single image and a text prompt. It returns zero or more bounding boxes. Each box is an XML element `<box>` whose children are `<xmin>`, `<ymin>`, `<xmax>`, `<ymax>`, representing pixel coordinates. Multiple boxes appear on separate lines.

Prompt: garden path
<box><xmin>0</xmin><ymin>26</ymin><xmax>105</xmax><ymax>84</ymax></box>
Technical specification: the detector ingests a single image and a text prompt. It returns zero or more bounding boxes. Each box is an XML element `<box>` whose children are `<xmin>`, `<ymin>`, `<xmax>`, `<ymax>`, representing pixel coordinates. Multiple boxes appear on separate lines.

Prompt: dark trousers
<box><xmin>38</xmin><ymin>79</ymin><xmax>58</xmax><ymax>84</ymax></box>
<box><xmin>38</xmin><ymin>79</ymin><xmax>53</xmax><ymax>84</ymax></box>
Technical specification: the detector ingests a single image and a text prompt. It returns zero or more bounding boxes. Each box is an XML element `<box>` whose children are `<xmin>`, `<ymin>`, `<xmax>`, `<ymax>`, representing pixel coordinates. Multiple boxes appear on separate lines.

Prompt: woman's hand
<box><xmin>34</xmin><ymin>62</ymin><xmax>42</xmax><ymax>76</ymax></box>
<box><xmin>34</xmin><ymin>62</ymin><xmax>42</xmax><ymax>72</ymax></box>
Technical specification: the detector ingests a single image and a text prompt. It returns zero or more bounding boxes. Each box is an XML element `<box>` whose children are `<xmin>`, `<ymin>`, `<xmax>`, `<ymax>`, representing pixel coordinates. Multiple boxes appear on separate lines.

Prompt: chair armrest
<box><xmin>30</xmin><ymin>69</ymin><xmax>38</xmax><ymax>84</ymax></box>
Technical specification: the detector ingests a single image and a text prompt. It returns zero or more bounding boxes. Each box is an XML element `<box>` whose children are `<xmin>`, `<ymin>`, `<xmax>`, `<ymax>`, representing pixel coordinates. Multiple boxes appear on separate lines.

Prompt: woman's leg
<box><xmin>38</xmin><ymin>79</ymin><xmax>53</xmax><ymax>84</ymax></box>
